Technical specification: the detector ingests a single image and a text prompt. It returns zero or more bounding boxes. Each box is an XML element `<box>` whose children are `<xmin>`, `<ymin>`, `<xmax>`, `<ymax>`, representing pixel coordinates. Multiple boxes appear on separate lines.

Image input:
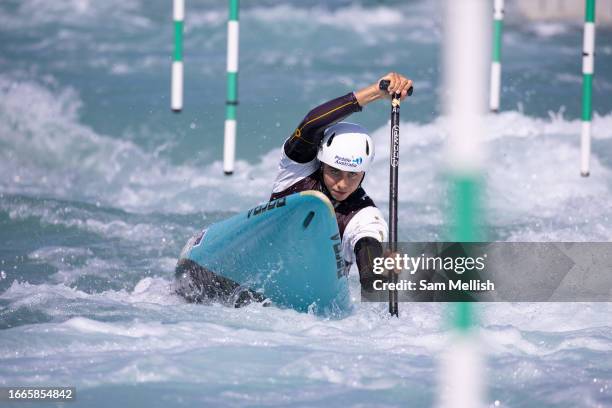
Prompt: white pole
<box><xmin>444</xmin><ymin>0</ymin><xmax>487</xmax><ymax>175</ymax></box>
<box><xmin>223</xmin><ymin>0</ymin><xmax>240</xmax><ymax>175</ymax></box>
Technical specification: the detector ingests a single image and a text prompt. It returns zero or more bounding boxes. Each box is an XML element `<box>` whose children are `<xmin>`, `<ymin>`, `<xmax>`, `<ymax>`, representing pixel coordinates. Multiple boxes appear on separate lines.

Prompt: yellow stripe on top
<box><xmin>290</xmin><ymin>100</ymin><xmax>359</xmax><ymax>145</ymax></box>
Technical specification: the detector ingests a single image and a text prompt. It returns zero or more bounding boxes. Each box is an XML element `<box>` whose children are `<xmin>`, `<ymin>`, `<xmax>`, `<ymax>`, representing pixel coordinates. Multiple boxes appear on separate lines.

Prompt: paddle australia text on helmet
<box><xmin>317</xmin><ymin>122</ymin><xmax>374</xmax><ymax>173</ymax></box>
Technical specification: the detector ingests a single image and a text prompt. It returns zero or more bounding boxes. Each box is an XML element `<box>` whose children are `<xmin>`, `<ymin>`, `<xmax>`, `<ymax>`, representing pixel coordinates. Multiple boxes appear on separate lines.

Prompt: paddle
<box><xmin>379</xmin><ymin>79</ymin><xmax>413</xmax><ymax>317</ymax></box>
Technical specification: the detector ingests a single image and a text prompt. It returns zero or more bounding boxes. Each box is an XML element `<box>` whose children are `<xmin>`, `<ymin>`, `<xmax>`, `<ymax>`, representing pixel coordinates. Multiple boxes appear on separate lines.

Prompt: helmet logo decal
<box><xmin>333</xmin><ymin>155</ymin><xmax>362</xmax><ymax>168</ymax></box>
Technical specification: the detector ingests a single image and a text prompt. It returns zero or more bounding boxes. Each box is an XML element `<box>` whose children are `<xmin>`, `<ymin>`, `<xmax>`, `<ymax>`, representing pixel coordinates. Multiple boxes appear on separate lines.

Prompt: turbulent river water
<box><xmin>1</xmin><ymin>0</ymin><xmax>611</xmax><ymax>406</ymax></box>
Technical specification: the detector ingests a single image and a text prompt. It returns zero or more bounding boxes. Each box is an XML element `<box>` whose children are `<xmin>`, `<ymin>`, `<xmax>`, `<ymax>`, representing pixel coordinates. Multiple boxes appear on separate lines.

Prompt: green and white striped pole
<box><xmin>581</xmin><ymin>0</ymin><xmax>596</xmax><ymax>177</ymax></box>
<box><xmin>437</xmin><ymin>1</ymin><xmax>487</xmax><ymax>407</ymax></box>
<box><xmin>489</xmin><ymin>0</ymin><xmax>504</xmax><ymax>112</ymax></box>
<box><xmin>223</xmin><ymin>0</ymin><xmax>240</xmax><ymax>175</ymax></box>
<box><xmin>171</xmin><ymin>0</ymin><xmax>184</xmax><ymax>112</ymax></box>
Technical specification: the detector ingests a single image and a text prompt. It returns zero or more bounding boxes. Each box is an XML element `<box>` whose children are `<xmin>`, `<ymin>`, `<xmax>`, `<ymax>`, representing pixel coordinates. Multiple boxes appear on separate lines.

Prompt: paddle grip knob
<box><xmin>378</xmin><ymin>80</ymin><xmax>413</xmax><ymax>96</ymax></box>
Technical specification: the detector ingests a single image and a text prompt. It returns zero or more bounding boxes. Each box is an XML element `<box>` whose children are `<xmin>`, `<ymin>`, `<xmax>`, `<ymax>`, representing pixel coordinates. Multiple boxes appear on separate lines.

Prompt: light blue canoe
<box><xmin>175</xmin><ymin>191</ymin><xmax>351</xmax><ymax>314</ymax></box>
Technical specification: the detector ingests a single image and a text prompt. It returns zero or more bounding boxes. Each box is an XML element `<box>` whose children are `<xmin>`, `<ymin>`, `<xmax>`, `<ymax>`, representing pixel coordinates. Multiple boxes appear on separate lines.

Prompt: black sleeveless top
<box><xmin>270</xmin><ymin>168</ymin><xmax>375</xmax><ymax>239</ymax></box>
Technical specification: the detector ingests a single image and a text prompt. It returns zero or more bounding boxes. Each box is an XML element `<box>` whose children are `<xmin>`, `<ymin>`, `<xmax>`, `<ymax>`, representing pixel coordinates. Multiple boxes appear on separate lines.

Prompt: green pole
<box><xmin>489</xmin><ymin>0</ymin><xmax>504</xmax><ymax>112</ymax></box>
<box><xmin>171</xmin><ymin>0</ymin><xmax>184</xmax><ymax>112</ymax></box>
<box><xmin>223</xmin><ymin>0</ymin><xmax>240</xmax><ymax>175</ymax></box>
<box><xmin>581</xmin><ymin>0</ymin><xmax>596</xmax><ymax>177</ymax></box>
<box><xmin>450</xmin><ymin>175</ymin><xmax>482</xmax><ymax>331</ymax></box>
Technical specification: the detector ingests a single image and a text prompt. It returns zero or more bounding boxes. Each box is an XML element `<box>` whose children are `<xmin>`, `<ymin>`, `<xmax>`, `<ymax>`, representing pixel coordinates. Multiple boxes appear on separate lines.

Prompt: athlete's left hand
<box><xmin>378</xmin><ymin>72</ymin><xmax>413</xmax><ymax>101</ymax></box>
<box><xmin>354</xmin><ymin>72</ymin><xmax>414</xmax><ymax>107</ymax></box>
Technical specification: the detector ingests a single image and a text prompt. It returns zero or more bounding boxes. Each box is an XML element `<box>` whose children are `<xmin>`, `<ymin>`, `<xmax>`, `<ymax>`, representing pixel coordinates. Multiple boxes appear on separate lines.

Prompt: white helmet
<box><xmin>317</xmin><ymin>122</ymin><xmax>374</xmax><ymax>172</ymax></box>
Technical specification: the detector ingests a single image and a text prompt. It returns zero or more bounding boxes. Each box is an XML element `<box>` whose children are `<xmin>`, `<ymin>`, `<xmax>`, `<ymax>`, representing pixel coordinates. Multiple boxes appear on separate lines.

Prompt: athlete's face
<box><xmin>322</xmin><ymin>164</ymin><xmax>364</xmax><ymax>201</ymax></box>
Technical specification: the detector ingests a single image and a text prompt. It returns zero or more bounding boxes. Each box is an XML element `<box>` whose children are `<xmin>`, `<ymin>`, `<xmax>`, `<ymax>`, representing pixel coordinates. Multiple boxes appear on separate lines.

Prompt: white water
<box><xmin>1</xmin><ymin>0</ymin><xmax>612</xmax><ymax>406</ymax></box>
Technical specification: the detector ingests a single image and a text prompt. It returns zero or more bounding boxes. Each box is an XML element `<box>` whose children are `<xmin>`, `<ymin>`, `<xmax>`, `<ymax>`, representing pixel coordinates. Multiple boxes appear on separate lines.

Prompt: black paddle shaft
<box><xmin>379</xmin><ymin>79</ymin><xmax>413</xmax><ymax>317</ymax></box>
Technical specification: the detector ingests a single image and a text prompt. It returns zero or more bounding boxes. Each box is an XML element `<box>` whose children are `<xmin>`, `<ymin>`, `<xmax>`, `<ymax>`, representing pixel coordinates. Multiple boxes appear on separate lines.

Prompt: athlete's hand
<box><xmin>378</xmin><ymin>72</ymin><xmax>413</xmax><ymax>101</ymax></box>
<box><xmin>354</xmin><ymin>72</ymin><xmax>413</xmax><ymax>107</ymax></box>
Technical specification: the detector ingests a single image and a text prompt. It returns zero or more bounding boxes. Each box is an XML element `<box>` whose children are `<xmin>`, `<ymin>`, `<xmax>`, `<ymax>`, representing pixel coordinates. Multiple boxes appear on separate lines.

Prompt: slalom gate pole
<box><xmin>171</xmin><ymin>0</ymin><xmax>184</xmax><ymax>112</ymax></box>
<box><xmin>379</xmin><ymin>79</ymin><xmax>413</xmax><ymax>318</ymax></box>
<box><xmin>581</xmin><ymin>0</ymin><xmax>596</xmax><ymax>177</ymax></box>
<box><xmin>437</xmin><ymin>0</ymin><xmax>487</xmax><ymax>406</ymax></box>
<box><xmin>489</xmin><ymin>0</ymin><xmax>504</xmax><ymax>112</ymax></box>
<box><xmin>223</xmin><ymin>0</ymin><xmax>240</xmax><ymax>175</ymax></box>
